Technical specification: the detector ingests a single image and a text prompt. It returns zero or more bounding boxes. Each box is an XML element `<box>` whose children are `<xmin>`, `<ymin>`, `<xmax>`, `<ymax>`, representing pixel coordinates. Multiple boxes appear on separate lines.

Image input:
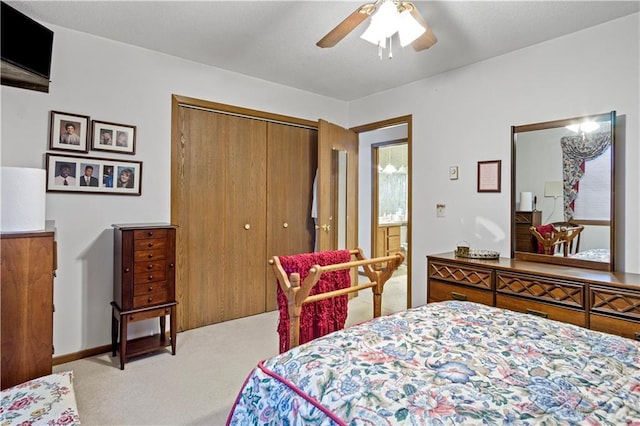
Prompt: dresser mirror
<box><xmin>511</xmin><ymin>111</ymin><xmax>615</xmax><ymax>271</ymax></box>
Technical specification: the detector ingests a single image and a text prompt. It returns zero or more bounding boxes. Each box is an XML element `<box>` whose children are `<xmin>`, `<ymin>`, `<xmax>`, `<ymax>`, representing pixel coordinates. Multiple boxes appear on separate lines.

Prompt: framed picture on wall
<box><xmin>49</xmin><ymin>110</ymin><xmax>90</xmax><ymax>153</ymax></box>
<box><xmin>91</xmin><ymin>120</ymin><xmax>136</xmax><ymax>154</ymax></box>
<box><xmin>477</xmin><ymin>160</ymin><xmax>501</xmax><ymax>193</ymax></box>
<box><xmin>45</xmin><ymin>153</ymin><xmax>142</xmax><ymax>195</ymax></box>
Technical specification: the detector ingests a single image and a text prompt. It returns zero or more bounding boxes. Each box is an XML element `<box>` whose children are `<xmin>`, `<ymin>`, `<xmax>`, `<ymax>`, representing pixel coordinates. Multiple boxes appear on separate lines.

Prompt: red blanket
<box><xmin>535</xmin><ymin>224</ymin><xmax>556</xmax><ymax>254</ymax></box>
<box><xmin>276</xmin><ymin>250</ymin><xmax>352</xmax><ymax>353</ymax></box>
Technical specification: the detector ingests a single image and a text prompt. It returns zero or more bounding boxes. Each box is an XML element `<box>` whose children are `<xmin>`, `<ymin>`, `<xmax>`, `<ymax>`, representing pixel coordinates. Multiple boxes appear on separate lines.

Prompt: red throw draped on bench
<box><xmin>535</xmin><ymin>224</ymin><xmax>556</xmax><ymax>254</ymax></box>
<box><xmin>276</xmin><ymin>250</ymin><xmax>352</xmax><ymax>353</ymax></box>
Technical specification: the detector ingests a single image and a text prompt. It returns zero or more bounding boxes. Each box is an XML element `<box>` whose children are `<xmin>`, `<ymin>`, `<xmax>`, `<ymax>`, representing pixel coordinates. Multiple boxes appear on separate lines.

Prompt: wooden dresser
<box><xmin>427</xmin><ymin>252</ymin><xmax>640</xmax><ymax>341</ymax></box>
<box><xmin>111</xmin><ymin>223</ymin><xmax>177</xmax><ymax>369</ymax></box>
<box><xmin>1</xmin><ymin>225</ymin><xmax>57</xmax><ymax>389</ymax></box>
<box><xmin>514</xmin><ymin>211</ymin><xmax>542</xmax><ymax>253</ymax></box>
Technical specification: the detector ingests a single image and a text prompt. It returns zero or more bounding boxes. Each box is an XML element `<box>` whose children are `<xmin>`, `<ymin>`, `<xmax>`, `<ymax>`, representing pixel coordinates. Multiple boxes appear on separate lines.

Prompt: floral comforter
<box><xmin>227</xmin><ymin>301</ymin><xmax>640</xmax><ymax>425</ymax></box>
<box><xmin>1</xmin><ymin>371</ymin><xmax>80</xmax><ymax>425</ymax></box>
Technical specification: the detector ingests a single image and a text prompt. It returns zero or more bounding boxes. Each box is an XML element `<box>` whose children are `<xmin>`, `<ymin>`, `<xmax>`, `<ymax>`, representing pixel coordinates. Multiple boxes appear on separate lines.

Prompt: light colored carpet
<box><xmin>54</xmin><ymin>269</ymin><xmax>407</xmax><ymax>425</ymax></box>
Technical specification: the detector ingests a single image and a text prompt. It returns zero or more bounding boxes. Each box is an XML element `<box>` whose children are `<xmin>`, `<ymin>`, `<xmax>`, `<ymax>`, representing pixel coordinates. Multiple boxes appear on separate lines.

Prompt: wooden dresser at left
<box><xmin>1</xmin><ymin>225</ymin><xmax>57</xmax><ymax>389</ymax></box>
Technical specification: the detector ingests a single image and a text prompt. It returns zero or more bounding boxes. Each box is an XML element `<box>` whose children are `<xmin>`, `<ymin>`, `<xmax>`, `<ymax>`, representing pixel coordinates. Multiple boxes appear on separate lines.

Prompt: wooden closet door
<box><xmin>265</xmin><ymin>123</ymin><xmax>318</xmax><ymax>311</ymax></box>
<box><xmin>174</xmin><ymin>106</ymin><xmax>267</xmax><ymax>330</ymax></box>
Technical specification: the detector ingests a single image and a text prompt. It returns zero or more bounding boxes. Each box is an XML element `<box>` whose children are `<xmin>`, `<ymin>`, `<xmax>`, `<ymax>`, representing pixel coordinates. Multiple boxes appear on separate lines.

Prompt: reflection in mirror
<box><xmin>512</xmin><ymin>111</ymin><xmax>615</xmax><ymax>271</ymax></box>
<box><xmin>334</xmin><ymin>149</ymin><xmax>348</xmax><ymax>250</ymax></box>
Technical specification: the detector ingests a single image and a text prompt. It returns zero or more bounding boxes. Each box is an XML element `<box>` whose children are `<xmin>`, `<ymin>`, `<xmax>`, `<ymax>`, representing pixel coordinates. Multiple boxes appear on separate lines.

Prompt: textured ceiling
<box><xmin>6</xmin><ymin>1</ymin><xmax>640</xmax><ymax>101</ymax></box>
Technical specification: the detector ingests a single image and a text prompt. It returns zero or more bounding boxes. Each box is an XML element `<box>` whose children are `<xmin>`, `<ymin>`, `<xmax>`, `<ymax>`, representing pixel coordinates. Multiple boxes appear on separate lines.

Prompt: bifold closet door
<box><xmin>175</xmin><ymin>106</ymin><xmax>267</xmax><ymax>330</ymax></box>
<box><xmin>265</xmin><ymin>123</ymin><xmax>318</xmax><ymax>311</ymax></box>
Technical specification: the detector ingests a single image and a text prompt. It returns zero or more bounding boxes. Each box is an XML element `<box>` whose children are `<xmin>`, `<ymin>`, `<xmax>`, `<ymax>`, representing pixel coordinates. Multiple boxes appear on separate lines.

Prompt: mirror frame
<box><xmin>511</xmin><ymin>111</ymin><xmax>616</xmax><ymax>271</ymax></box>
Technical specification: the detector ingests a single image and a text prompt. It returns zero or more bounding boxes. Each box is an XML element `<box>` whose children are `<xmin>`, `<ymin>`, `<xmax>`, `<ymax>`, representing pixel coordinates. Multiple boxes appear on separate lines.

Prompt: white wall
<box><xmin>349</xmin><ymin>14</ymin><xmax>640</xmax><ymax>307</ymax></box>
<box><xmin>2</xmin><ymin>14</ymin><xmax>638</xmax><ymax>357</ymax></box>
<box><xmin>1</xmin><ymin>25</ymin><xmax>347</xmax><ymax>356</ymax></box>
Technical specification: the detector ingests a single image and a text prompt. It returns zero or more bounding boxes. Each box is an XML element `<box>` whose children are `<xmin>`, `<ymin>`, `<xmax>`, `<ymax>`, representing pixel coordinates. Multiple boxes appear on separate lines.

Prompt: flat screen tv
<box><xmin>1</xmin><ymin>1</ymin><xmax>54</xmax><ymax>92</ymax></box>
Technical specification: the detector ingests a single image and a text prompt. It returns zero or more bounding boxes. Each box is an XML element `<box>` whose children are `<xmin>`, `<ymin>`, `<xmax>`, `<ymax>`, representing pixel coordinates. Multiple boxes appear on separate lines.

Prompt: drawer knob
<box><xmin>148</xmin><ymin>286</ymin><xmax>153</xmax><ymax>292</ymax></box>
<box><xmin>169</xmin><ymin>263</ymin><xmax>174</xmax><ymax>268</ymax></box>
<box><xmin>129</xmin><ymin>315</ymin><xmax>135</xmax><ymax>320</ymax></box>
<box><xmin>148</xmin><ymin>275</ymin><xmax>154</xmax><ymax>280</ymax></box>
<box><xmin>147</xmin><ymin>297</ymin><xmax>153</xmax><ymax>303</ymax></box>
<box><xmin>147</xmin><ymin>264</ymin><xmax>153</xmax><ymax>270</ymax></box>
<box><xmin>148</xmin><ymin>254</ymin><xmax>153</xmax><ymax>259</ymax></box>
<box><xmin>147</xmin><ymin>231</ymin><xmax>154</xmax><ymax>236</ymax></box>
<box><xmin>148</xmin><ymin>242</ymin><xmax>154</xmax><ymax>247</ymax></box>
<box><xmin>244</xmin><ymin>224</ymin><xmax>251</xmax><ymax>230</ymax></box>
<box><xmin>165</xmin><ymin>309</ymin><xmax>170</xmax><ymax>314</ymax></box>
<box><xmin>283</xmin><ymin>222</ymin><xmax>288</xmax><ymax>228</ymax></box>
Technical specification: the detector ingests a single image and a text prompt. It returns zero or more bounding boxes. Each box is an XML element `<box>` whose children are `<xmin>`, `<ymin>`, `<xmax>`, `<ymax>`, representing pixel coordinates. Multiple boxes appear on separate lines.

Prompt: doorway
<box><xmin>352</xmin><ymin>117</ymin><xmax>411</xmax><ymax>312</ymax></box>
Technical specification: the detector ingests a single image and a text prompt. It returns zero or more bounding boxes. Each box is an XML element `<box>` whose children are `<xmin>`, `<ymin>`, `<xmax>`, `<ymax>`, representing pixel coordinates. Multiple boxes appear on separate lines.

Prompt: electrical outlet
<box><xmin>436</xmin><ymin>204</ymin><xmax>446</xmax><ymax>217</ymax></box>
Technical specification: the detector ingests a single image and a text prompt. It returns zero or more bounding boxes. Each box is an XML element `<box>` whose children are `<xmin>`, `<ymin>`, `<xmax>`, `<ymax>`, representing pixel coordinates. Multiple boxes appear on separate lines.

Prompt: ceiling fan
<box><xmin>316</xmin><ymin>0</ymin><xmax>437</xmax><ymax>52</ymax></box>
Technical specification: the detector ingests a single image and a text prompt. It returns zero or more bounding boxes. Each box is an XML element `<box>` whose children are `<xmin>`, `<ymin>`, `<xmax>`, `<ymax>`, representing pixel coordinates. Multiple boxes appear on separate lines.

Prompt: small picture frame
<box><xmin>46</xmin><ymin>153</ymin><xmax>142</xmax><ymax>195</ymax></box>
<box><xmin>449</xmin><ymin>166</ymin><xmax>459</xmax><ymax>180</ymax></box>
<box><xmin>477</xmin><ymin>160</ymin><xmax>501</xmax><ymax>193</ymax></box>
<box><xmin>91</xmin><ymin>120</ymin><xmax>136</xmax><ymax>154</ymax></box>
<box><xmin>49</xmin><ymin>111</ymin><xmax>90</xmax><ymax>153</ymax></box>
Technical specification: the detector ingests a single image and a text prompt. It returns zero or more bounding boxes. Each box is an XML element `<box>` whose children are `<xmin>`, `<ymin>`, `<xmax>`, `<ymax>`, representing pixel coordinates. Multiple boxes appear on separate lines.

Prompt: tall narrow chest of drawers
<box><xmin>1</xmin><ymin>225</ymin><xmax>57</xmax><ymax>389</ymax></box>
<box><xmin>111</xmin><ymin>223</ymin><xmax>177</xmax><ymax>369</ymax></box>
<box><xmin>514</xmin><ymin>211</ymin><xmax>542</xmax><ymax>253</ymax></box>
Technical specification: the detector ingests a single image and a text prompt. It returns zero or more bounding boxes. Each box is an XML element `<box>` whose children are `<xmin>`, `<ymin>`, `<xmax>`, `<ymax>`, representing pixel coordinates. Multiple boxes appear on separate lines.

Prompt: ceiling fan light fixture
<box><xmin>398</xmin><ymin>9</ymin><xmax>426</xmax><ymax>47</ymax></box>
<box><xmin>360</xmin><ymin>20</ymin><xmax>387</xmax><ymax>47</ymax></box>
<box><xmin>371</xmin><ymin>0</ymin><xmax>401</xmax><ymax>38</ymax></box>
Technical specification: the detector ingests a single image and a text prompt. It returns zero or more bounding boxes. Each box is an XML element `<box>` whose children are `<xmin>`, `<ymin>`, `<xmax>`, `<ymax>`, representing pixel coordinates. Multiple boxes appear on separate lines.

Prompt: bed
<box><xmin>227</xmin><ymin>300</ymin><xmax>640</xmax><ymax>425</ymax></box>
<box><xmin>0</xmin><ymin>371</ymin><xmax>81</xmax><ymax>425</ymax></box>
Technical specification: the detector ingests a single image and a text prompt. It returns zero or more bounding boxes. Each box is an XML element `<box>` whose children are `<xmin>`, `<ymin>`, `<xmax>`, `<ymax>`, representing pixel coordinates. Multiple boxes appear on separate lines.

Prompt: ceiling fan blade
<box><xmin>316</xmin><ymin>4</ymin><xmax>376</xmax><ymax>48</ymax></box>
<box><xmin>406</xmin><ymin>3</ymin><xmax>437</xmax><ymax>51</ymax></box>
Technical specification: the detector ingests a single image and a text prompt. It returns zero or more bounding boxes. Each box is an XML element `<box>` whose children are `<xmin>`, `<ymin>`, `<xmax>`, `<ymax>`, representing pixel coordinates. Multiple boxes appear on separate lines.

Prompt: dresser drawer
<box><xmin>428</xmin><ymin>261</ymin><xmax>493</xmax><ymax>291</ymax></box>
<box><xmin>428</xmin><ymin>280</ymin><xmax>494</xmax><ymax>305</ymax></box>
<box><xmin>133</xmin><ymin>229</ymin><xmax>168</xmax><ymax>240</ymax></box>
<box><xmin>133</xmin><ymin>260</ymin><xmax>166</xmax><ymax>274</ymax></box>
<box><xmin>134</xmin><ymin>269</ymin><xmax>166</xmax><ymax>284</ymax></box>
<box><xmin>134</xmin><ymin>238</ymin><xmax>167</xmax><ymax>251</ymax></box>
<box><xmin>133</xmin><ymin>288</ymin><xmax>169</xmax><ymax>308</ymax></box>
<box><xmin>134</xmin><ymin>281</ymin><xmax>168</xmax><ymax>297</ymax></box>
<box><xmin>590</xmin><ymin>286</ymin><xmax>640</xmax><ymax>321</ymax></box>
<box><xmin>124</xmin><ymin>305</ymin><xmax>173</xmax><ymax>323</ymax></box>
<box><xmin>134</xmin><ymin>248</ymin><xmax>167</xmax><ymax>262</ymax></box>
<box><xmin>496</xmin><ymin>294</ymin><xmax>586</xmax><ymax>327</ymax></box>
<box><xmin>496</xmin><ymin>271</ymin><xmax>584</xmax><ymax>309</ymax></box>
<box><xmin>590</xmin><ymin>313</ymin><xmax>640</xmax><ymax>341</ymax></box>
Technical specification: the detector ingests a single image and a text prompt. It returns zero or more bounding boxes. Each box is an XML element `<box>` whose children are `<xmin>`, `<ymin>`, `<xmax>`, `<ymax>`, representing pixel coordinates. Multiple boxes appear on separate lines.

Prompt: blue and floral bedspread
<box><xmin>227</xmin><ymin>301</ymin><xmax>640</xmax><ymax>425</ymax></box>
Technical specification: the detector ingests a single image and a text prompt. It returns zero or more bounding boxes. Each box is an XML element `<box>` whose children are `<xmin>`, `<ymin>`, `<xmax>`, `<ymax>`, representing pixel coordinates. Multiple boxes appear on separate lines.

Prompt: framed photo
<box><xmin>91</xmin><ymin>120</ymin><xmax>136</xmax><ymax>154</ymax></box>
<box><xmin>477</xmin><ymin>160</ymin><xmax>501</xmax><ymax>193</ymax></box>
<box><xmin>49</xmin><ymin>111</ymin><xmax>90</xmax><ymax>153</ymax></box>
<box><xmin>46</xmin><ymin>153</ymin><xmax>142</xmax><ymax>195</ymax></box>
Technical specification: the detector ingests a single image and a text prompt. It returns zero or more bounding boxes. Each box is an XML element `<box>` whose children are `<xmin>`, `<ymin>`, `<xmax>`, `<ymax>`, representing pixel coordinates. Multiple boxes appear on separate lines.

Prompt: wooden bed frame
<box><xmin>269</xmin><ymin>247</ymin><xmax>405</xmax><ymax>349</ymax></box>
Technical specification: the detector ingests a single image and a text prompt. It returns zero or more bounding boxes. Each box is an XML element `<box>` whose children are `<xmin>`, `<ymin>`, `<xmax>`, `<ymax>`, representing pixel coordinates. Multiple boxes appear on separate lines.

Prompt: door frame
<box><xmin>351</xmin><ymin>116</ymin><xmax>412</xmax><ymax>309</ymax></box>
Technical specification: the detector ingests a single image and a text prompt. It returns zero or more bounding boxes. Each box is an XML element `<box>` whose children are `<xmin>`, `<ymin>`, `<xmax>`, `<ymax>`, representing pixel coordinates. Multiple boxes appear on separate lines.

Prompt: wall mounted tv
<box><xmin>1</xmin><ymin>1</ymin><xmax>54</xmax><ymax>93</ymax></box>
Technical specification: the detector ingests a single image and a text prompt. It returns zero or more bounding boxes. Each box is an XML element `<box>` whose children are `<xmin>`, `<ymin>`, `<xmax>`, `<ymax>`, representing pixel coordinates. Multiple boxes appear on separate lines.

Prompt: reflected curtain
<box><xmin>561</xmin><ymin>131</ymin><xmax>610</xmax><ymax>220</ymax></box>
